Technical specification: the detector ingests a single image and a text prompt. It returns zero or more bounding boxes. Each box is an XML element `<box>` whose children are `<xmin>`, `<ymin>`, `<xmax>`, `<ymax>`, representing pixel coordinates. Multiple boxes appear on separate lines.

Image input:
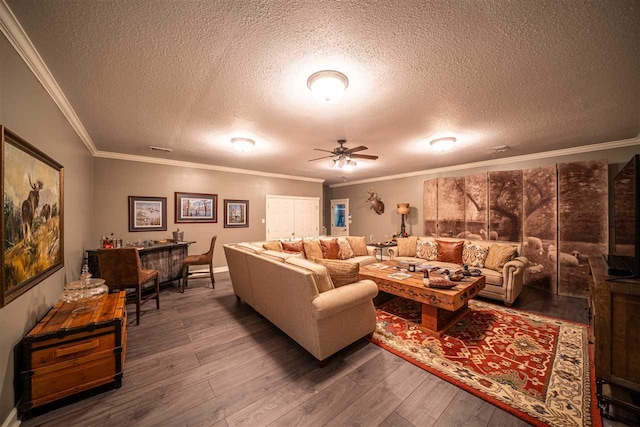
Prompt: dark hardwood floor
<box><xmin>21</xmin><ymin>273</ymin><xmax>629</xmax><ymax>427</ymax></box>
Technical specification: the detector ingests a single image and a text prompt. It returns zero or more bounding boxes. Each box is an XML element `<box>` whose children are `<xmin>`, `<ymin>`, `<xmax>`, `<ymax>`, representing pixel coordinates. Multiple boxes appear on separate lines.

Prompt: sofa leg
<box><xmin>235</xmin><ymin>294</ymin><xmax>241</xmax><ymax>302</ymax></box>
<box><xmin>317</xmin><ymin>358</ymin><xmax>328</xmax><ymax>368</ymax></box>
<box><xmin>504</xmin><ymin>302</ymin><xmax>512</xmax><ymax>308</ymax></box>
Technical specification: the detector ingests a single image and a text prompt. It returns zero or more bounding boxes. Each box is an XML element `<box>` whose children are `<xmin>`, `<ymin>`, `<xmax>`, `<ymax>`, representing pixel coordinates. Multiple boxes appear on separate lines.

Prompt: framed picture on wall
<box><xmin>175</xmin><ymin>192</ymin><xmax>217</xmax><ymax>223</ymax></box>
<box><xmin>1</xmin><ymin>126</ymin><xmax>64</xmax><ymax>307</ymax></box>
<box><xmin>224</xmin><ymin>199</ymin><xmax>249</xmax><ymax>228</ymax></box>
<box><xmin>129</xmin><ymin>196</ymin><xmax>167</xmax><ymax>231</ymax></box>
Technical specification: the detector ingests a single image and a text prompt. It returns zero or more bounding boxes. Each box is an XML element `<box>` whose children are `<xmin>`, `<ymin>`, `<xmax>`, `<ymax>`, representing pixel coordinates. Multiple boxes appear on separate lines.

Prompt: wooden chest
<box><xmin>16</xmin><ymin>292</ymin><xmax>127</xmax><ymax>420</ymax></box>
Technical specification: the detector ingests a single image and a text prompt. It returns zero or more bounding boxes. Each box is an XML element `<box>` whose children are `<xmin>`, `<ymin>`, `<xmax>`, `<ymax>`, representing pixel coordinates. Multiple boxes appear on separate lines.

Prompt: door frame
<box><xmin>330</xmin><ymin>198</ymin><xmax>350</xmax><ymax>236</ymax></box>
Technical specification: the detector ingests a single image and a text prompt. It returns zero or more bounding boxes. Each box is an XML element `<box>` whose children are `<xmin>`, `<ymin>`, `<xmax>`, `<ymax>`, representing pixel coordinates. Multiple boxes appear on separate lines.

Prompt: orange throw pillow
<box><xmin>436</xmin><ymin>240</ymin><xmax>464</xmax><ymax>264</ymax></box>
<box><xmin>320</xmin><ymin>238</ymin><xmax>341</xmax><ymax>260</ymax></box>
<box><xmin>282</xmin><ymin>241</ymin><xmax>305</xmax><ymax>258</ymax></box>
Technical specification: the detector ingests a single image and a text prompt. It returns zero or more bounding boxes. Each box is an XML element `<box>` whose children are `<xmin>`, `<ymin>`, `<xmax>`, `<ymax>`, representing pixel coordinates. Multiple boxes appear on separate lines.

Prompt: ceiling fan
<box><xmin>308</xmin><ymin>140</ymin><xmax>378</xmax><ymax>169</ymax></box>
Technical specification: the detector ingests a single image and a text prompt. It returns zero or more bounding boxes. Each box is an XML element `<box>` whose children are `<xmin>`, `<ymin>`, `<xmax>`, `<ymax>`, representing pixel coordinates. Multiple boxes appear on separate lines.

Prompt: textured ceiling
<box><xmin>6</xmin><ymin>0</ymin><xmax>640</xmax><ymax>184</ymax></box>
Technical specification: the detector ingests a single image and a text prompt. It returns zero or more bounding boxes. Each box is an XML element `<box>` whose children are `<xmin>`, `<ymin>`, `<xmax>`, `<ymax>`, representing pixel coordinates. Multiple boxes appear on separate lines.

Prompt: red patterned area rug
<box><xmin>371</xmin><ymin>298</ymin><xmax>601</xmax><ymax>427</ymax></box>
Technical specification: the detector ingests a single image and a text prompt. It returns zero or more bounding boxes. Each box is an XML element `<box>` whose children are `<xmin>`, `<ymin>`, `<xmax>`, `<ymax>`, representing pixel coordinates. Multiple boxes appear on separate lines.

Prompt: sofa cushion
<box><xmin>315</xmin><ymin>259</ymin><xmax>360</xmax><ymax>287</ymax></box>
<box><xmin>346</xmin><ymin>236</ymin><xmax>368</xmax><ymax>256</ymax></box>
<box><xmin>236</xmin><ymin>242</ymin><xmax>265</xmax><ymax>253</ymax></box>
<box><xmin>485</xmin><ymin>244</ymin><xmax>517</xmax><ymax>272</ymax></box>
<box><xmin>436</xmin><ymin>240</ymin><xmax>464</xmax><ymax>264</ymax></box>
<box><xmin>344</xmin><ymin>255</ymin><xmax>377</xmax><ymax>267</ymax></box>
<box><xmin>397</xmin><ymin>236</ymin><xmax>418</xmax><ymax>257</ymax></box>
<box><xmin>263</xmin><ymin>241</ymin><xmax>283</xmax><ymax>251</ymax></box>
<box><xmin>480</xmin><ymin>268</ymin><xmax>504</xmax><ymax>287</ymax></box>
<box><xmin>303</xmin><ymin>240</ymin><xmax>323</xmax><ymax>260</ymax></box>
<box><xmin>338</xmin><ymin>238</ymin><xmax>355</xmax><ymax>259</ymax></box>
<box><xmin>462</xmin><ymin>243</ymin><xmax>489</xmax><ymax>268</ymax></box>
<box><xmin>262</xmin><ymin>250</ymin><xmax>302</xmax><ymax>263</ymax></box>
<box><xmin>285</xmin><ymin>257</ymin><xmax>334</xmax><ymax>293</ymax></box>
<box><xmin>282</xmin><ymin>241</ymin><xmax>306</xmax><ymax>258</ymax></box>
<box><xmin>320</xmin><ymin>238</ymin><xmax>341</xmax><ymax>260</ymax></box>
<box><xmin>416</xmin><ymin>239</ymin><xmax>438</xmax><ymax>260</ymax></box>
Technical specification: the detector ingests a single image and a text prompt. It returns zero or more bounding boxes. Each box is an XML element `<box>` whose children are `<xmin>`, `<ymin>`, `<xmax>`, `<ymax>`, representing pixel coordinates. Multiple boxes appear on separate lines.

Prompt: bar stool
<box><xmin>97</xmin><ymin>248</ymin><xmax>160</xmax><ymax>325</ymax></box>
<box><xmin>181</xmin><ymin>235</ymin><xmax>217</xmax><ymax>292</ymax></box>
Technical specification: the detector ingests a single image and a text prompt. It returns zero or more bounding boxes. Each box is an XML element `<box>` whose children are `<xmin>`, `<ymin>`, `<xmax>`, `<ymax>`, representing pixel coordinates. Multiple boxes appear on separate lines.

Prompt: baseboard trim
<box><xmin>1</xmin><ymin>408</ymin><xmax>20</xmax><ymax>427</ymax></box>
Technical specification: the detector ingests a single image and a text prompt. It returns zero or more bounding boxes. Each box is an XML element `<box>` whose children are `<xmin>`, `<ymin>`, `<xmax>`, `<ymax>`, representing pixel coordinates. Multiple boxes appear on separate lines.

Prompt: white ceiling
<box><xmin>5</xmin><ymin>0</ymin><xmax>640</xmax><ymax>185</ymax></box>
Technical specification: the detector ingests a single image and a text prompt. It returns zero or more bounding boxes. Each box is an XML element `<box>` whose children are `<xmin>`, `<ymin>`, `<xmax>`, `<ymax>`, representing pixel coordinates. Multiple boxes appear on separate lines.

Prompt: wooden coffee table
<box><xmin>360</xmin><ymin>261</ymin><xmax>486</xmax><ymax>337</ymax></box>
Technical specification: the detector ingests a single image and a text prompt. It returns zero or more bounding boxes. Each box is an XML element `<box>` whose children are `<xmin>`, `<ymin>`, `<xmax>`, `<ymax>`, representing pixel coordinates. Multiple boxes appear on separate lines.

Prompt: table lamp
<box><xmin>397</xmin><ymin>203</ymin><xmax>410</xmax><ymax>237</ymax></box>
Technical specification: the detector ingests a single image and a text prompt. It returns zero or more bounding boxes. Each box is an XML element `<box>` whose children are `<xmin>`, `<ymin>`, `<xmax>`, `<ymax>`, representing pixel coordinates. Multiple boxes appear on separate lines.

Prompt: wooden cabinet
<box><xmin>16</xmin><ymin>292</ymin><xmax>127</xmax><ymax>420</ymax></box>
<box><xmin>589</xmin><ymin>257</ymin><xmax>640</xmax><ymax>417</ymax></box>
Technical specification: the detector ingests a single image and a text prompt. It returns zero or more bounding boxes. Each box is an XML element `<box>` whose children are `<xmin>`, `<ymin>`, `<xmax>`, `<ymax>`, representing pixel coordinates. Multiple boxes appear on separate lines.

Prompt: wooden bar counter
<box><xmin>86</xmin><ymin>241</ymin><xmax>193</xmax><ymax>285</ymax></box>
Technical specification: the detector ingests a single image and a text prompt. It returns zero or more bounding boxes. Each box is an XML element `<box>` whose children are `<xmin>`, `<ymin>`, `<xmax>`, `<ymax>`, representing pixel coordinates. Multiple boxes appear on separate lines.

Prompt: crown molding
<box><xmin>94</xmin><ymin>150</ymin><xmax>325</xmax><ymax>183</ymax></box>
<box><xmin>330</xmin><ymin>137</ymin><xmax>640</xmax><ymax>188</ymax></box>
<box><xmin>0</xmin><ymin>1</ymin><xmax>98</xmax><ymax>155</ymax></box>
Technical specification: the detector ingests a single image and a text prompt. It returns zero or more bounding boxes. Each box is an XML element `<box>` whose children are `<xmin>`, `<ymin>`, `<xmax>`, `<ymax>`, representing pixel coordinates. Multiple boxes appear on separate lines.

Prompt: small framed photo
<box><xmin>224</xmin><ymin>199</ymin><xmax>249</xmax><ymax>228</ymax></box>
<box><xmin>175</xmin><ymin>192</ymin><xmax>217</xmax><ymax>223</ymax></box>
<box><xmin>129</xmin><ymin>196</ymin><xmax>167</xmax><ymax>232</ymax></box>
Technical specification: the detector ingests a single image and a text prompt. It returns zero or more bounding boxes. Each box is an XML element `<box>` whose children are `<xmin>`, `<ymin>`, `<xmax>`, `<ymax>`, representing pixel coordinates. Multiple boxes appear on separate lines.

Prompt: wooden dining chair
<box><xmin>181</xmin><ymin>235</ymin><xmax>217</xmax><ymax>292</ymax></box>
<box><xmin>97</xmin><ymin>248</ymin><xmax>160</xmax><ymax>325</ymax></box>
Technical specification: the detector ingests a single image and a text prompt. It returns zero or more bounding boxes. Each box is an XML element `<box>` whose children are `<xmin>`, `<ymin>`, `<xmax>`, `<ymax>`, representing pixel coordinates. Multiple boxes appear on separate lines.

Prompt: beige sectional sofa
<box><xmin>389</xmin><ymin>236</ymin><xmax>528</xmax><ymax>306</ymax></box>
<box><xmin>223</xmin><ymin>239</ymin><xmax>379</xmax><ymax>363</ymax></box>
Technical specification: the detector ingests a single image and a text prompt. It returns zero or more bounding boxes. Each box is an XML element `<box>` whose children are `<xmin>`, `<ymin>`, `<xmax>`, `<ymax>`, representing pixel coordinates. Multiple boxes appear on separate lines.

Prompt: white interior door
<box><xmin>266</xmin><ymin>195</ymin><xmax>319</xmax><ymax>240</ymax></box>
<box><xmin>294</xmin><ymin>199</ymin><xmax>319</xmax><ymax>238</ymax></box>
<box><xmin>266</xmin><ymin>197</ymin><xmax>295</xmax><ymax>240</ymax></box>
<box><xmin>331</xmin><ymin>199</ymin><xmax>349</xmax><ymax>236</ymax></box>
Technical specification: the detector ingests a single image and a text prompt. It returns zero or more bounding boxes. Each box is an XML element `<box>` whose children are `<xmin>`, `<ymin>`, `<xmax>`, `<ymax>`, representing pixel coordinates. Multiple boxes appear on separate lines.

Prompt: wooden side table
<box><xmin>16</xmin><ymin>292</ymin><xmax>127</xmax><ymax>420</ymax></box>
<box><xmin>371</xmin><ymin>242</ymin><xmax>397</xmax><ymax>263</ymax></box>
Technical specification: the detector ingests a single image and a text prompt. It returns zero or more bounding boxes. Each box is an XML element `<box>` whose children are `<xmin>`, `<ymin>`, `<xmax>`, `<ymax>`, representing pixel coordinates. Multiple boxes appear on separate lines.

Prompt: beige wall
<box><xmin>330</xmin><ymin>146</ymin><xmax>640</xmax><ymax>243</ymax></box>
<box><xmin>92</xmin><ymin>158</ymin><xmax>323</xmax><ymax>268</ymax></box>
<box><xmin>0</xmin><ymin>34</ymin><xmax>94</xmax><ymax>421</ymax></box>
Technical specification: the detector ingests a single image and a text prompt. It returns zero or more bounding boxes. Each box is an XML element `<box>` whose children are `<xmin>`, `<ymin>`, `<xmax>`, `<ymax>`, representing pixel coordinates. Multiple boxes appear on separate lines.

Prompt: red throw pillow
<box><xmin>436</xmin><ymin>240</ymin><xmax>464</xmax><ymax>264</ymax></box>
<box><xmin>320</xmin><ymin>238</ymin><xmax>341</xmax><ymax>260</ymax></box>
<box><xmin>282</xmin><ymin>241</ymin><xmax>305</xmax><ymax>258</ymax></box>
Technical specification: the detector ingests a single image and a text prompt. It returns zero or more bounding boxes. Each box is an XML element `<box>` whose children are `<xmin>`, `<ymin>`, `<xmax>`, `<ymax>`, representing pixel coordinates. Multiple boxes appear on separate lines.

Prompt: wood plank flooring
<box><xmin>21</xmin><ymin>273</ymin><xmax>622</xmax><ymax>427</ymax></box>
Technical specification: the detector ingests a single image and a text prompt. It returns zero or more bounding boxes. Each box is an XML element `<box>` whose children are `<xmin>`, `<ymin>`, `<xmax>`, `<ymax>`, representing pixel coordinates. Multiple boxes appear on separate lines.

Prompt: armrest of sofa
<box><xmin>312</xmin><ymin>280</ymin><xmax>378</xmax><ymax>320</ymax></box>
<box><xmin>503</xmin><ymin>256</ymin><xmax>528</xmax><ymax>275</ymax></box>
<box><xmin>502</xmin><ymin>256</ymin><xmax>528</xmax><ymax>305</ymax></box>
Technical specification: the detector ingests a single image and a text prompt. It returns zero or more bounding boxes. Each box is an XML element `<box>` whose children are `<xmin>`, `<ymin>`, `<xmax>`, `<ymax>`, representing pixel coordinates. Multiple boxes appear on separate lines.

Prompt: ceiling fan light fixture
<box><xmin>307</xmin><ymin>70</ymin><xmax>349</xmax><ymax>101</ymax></box>
<box><xmin>231</xmin><ymin>137</ymin><xmax>255</xmax><ymax>152</ymax></box>
<box><xmin>430</xmin><ymin>136</ymin><xmax>456</xmax><ymax>152</ymax></box>
<box><xmin>343</xmin><ymin>159</ymin><xmax>357</xmax><ymax>171</ymax></box>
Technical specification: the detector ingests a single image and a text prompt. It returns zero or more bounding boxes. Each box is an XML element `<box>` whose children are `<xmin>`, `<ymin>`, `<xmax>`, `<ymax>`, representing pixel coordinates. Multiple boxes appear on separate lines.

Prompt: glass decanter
<box><xmin>61</xmin><ymin>264</ymin><xmax>109</xmax><ymax>313</ymax></box>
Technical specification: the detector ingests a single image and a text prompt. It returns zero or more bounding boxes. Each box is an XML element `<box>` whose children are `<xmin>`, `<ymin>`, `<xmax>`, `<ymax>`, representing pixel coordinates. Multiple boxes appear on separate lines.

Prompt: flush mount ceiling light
<box><xmin>430</xmin><ymin>136</ymin><xmax>456</xmax><ymax>152</ymax></box>
<box><xmin>307</xmin><ymin>70</ymin><xmax>349</xmax><ymax>101</ymax></box>
<box><xmin>231</xmin><ymin>137</ymin><xmax>255</xmax><ymax>152</ymax></box>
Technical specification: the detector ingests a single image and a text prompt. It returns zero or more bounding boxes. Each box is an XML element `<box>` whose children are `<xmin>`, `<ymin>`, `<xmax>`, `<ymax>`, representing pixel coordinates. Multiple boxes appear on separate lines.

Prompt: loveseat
<box><xmin>389</xmin><ymin>236</ymin><xmax>528</xmax><ymax>306</ymax></box>
<box><xmin>223</xmin><ymin>238</ymin><xmax>379</xmax><ymax>363</ymax></box>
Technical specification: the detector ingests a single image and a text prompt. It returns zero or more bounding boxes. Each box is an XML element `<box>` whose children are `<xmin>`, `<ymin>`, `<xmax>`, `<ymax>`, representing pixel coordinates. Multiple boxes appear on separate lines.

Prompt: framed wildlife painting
<box><xmin>175</xmin><ymin>192</ymin><xmax>217</xmax><ymax>223</ymax></box>
<box><xmin>129</xmin><ymin>196</ymin><xmax>167</xmax><ymax>231</ymax></box>
<box><xmin>1</xmin><ymin>126</ymin><xmax>64</xmax><ymax>307</ymax></box>
<box><xmin>224</xmin><ymin>199</ymin><xmax>249</xmax><ymax>228</ymax></box>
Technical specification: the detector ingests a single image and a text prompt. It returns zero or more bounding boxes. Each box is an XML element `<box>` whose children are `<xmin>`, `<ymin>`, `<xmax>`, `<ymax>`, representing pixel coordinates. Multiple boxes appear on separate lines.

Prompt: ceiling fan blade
<box><xmin>350</xmin><ymin>154</ymin><xmax>378</xmax><ymax>160</ymax></box>
<box><xmin>345</xmin><ymin>145</ymin><xmax>368</xmax><ymax>154</ymax></box>
<box><xmin>308</xmin><ymin>155</ymin><xmax>335</xmax><ymax>162</ymax></box>
<box><xmin>313</xmin><ymin>148</ymin><xmax>335</xmax><ymax>153</ymax></box>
